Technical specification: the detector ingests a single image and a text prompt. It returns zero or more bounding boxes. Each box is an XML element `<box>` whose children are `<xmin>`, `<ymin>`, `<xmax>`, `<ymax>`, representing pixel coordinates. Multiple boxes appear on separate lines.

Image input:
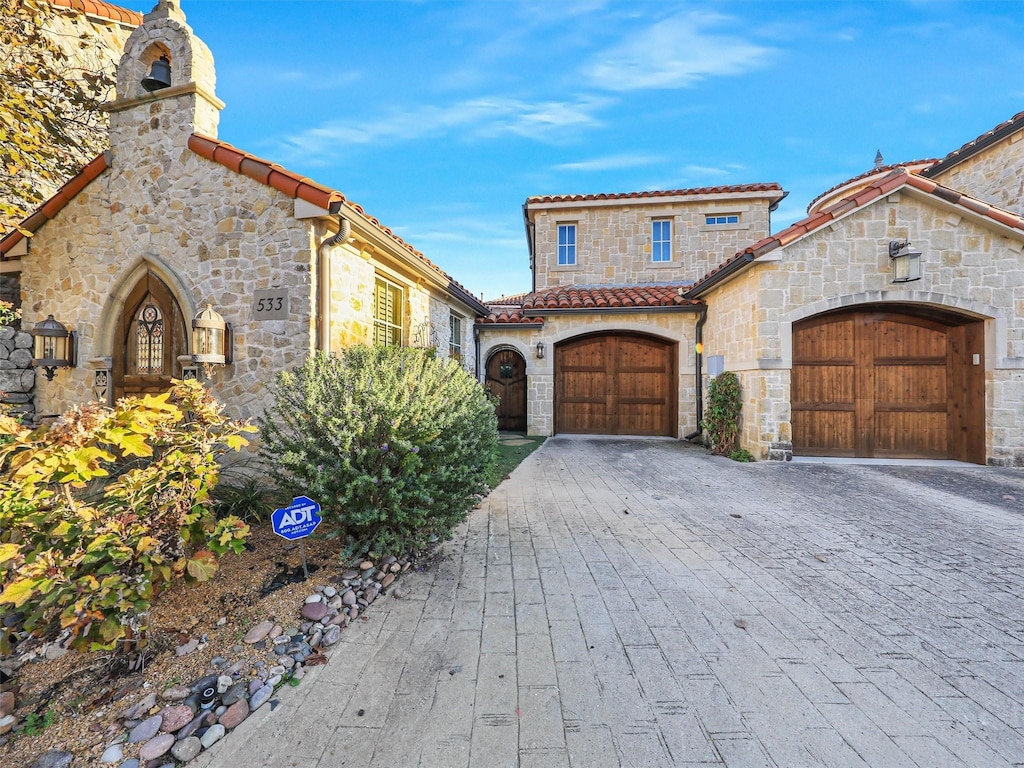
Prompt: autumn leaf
<box><xmin>185</xmin><ymin>550</ymin><xmax>219</xmax><ymax>581</ymax></box>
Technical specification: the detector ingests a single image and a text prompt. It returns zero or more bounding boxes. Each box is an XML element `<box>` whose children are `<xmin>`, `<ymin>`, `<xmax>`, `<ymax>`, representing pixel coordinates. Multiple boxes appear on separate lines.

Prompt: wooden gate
<box><xmin>555</xmin><ymin>333</ymin><xmax>676</xmax><ymax>436</ymax></box>
<box><xmin>112</xmin><ymin>271</ymin><xmax>188</xmax><ymax>400</ymax></box>
<box><xmin>485</xmin><ymin>348</ymin><xmax>527</xmax><ymax>432</ymax></box>
<box><xmin>792</xmin><ymin>308</ymin><xmax>984</xmax><ymax>462</ymax></box>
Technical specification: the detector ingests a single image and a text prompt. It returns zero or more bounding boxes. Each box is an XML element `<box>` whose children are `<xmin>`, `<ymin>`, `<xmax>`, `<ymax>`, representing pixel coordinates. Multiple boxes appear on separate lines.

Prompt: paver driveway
<box><xmin>198</xmin><ymin>437</ymin><xmax>1024</xmax><ymax>767</ymax></box>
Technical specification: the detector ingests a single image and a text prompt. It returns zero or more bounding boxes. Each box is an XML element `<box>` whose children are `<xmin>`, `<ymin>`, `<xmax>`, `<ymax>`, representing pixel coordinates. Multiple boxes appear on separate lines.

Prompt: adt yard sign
<box><xmin>272</xmin><ymin>496</ymin><xmax>322</xmax><ymax>541</ymax></box>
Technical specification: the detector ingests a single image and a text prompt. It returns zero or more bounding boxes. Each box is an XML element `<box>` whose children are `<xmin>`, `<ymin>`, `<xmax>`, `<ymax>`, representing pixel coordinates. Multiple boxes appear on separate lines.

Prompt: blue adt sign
<box><xmin>272</xmin><ymin>495</ymin><xmax>322</xmax><ymax>541</ymax></box>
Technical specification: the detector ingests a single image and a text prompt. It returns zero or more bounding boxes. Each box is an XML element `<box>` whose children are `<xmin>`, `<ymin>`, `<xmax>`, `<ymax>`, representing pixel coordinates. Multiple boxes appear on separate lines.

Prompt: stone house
<box><xmin>475</xmin><ymin>185</ymin><xmax>786</xmax><ymax>438</ymax></box>
<box><xmin>0</xmin><ymin>0</ymin><xmax>486</xmax><ymax>424</ymax></box>
<box><xmin>477</xmin><ymin>112</ymin><xmax>1024</xmax><ymax>466</ymax></box>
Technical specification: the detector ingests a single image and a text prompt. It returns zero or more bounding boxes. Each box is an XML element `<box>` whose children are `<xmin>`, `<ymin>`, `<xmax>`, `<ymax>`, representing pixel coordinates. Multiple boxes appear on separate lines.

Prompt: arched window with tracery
<box><xmin>135</xmin><ymin>299</ymin><xmax>165</xmax><ymax>374</ymax></box>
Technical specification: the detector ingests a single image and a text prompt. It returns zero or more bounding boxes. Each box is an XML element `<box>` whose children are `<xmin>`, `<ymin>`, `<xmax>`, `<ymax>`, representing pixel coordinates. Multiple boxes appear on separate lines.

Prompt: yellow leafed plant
<box><xmin>0</xmin><ymin>380</ymin><xmax>254</xmax><ymax>653</ymax></box>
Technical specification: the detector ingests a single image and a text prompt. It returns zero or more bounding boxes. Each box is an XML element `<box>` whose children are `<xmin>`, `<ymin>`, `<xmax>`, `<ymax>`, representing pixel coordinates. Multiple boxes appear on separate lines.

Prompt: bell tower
<box><xmin>104</xmin><ymin>0</ymin><xmax>223</xmax><ymax>152</ymax></box>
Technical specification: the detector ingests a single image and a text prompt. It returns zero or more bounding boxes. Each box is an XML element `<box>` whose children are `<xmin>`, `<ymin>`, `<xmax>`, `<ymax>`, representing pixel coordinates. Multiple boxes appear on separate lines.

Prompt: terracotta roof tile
<box><xmin>807</xmin><ymin>159</ymin><xmax>937</xmax><ymax>212</ymax></box>
<box><xmin>923</xmin><ymin>109</ymin><xmax>1024</xmax><ymax>178</ymax></box>
<box><xmin>688</xmin><ymin>168</ymin><xmax>1024</xmax><ymax>298</ymax></box>
<box><xmin>521</xmin><ymin>284</ymin><xmax>701</xmax><ymax>313</ymax></box>
<box><xmin>1</xmin><ymin>153</ymin><xmax>109</xmax><ymax>256</ymax></box>
<box><xmin>186</xmin><ymin>134</ymin><xmax>487</xmax><ymax>314</ymax></box>
<box><xmin>485</xmin><ymin>292</ymin><xmax>529</xmax><ymax>306</ymax></box>
<box><xmin>527</xmin><ymin>183</ymin><xmax>784</xmax><ymax>205</ymax></box>
<box><xmin>475</xmin><ymin>309</ymin><xmax>542</xmax><ymax>325</ymax></box>
<box><xmin>50</xmin><ymin>0</ymin><xmax>143</xmax><ymax>25</ymax></box>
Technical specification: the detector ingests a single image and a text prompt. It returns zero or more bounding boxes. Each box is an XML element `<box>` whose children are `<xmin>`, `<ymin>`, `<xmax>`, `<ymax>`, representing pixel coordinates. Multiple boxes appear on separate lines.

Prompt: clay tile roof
<box><xmin>521</xmin><ymin>284</ymin><xmax>701</xmax><ymax>313</ymax></box>
<box><xmin>807</xmin><ymin>159</ymin><xmax>938</xmax><ymax>212</ymax></box>
<box><xmin>475</xmin><ymin>309</ymin><xmax>543</xmax><ymax>326</ymax></box>
<box><xmin>49</xmin><ymin>0</ymin><xmax>143</xmax><ymax>26</ymax></box>
<box><xmin>527</xmin><ymin>183</ymin><xmax>784</xmax><ymax>205</ymax></box>
<box><xmin>1</xmin><ymin>153</ymin><xmax>109</xmax><ymax>257</ymax></box>
<box><xmin>186</xmin><ymin>134</ymin><xmax>487</xmax><ymax>314</ymax></box>
<box><xmin>923</xmin><ymin>108</ymin><xmax>1024</xmax><ymax>178</ymax></box>
<box><xmin>485</xmin><ymin>292</ymin><xmax>529</xmax><ymax>306</ymax></box>
<box><xmin>687</xmin><ymin>168</ymin><xmax>1024</xmax><ymax>298</ymax></box>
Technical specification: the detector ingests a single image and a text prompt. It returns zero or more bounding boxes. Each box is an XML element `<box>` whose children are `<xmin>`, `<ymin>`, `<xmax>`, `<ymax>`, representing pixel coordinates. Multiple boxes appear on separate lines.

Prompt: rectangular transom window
<box><xmin>705</xmin><ymin>213</ymin><xmax>740</xmax><ymax>225</ymax></box>
<box><xmin>373</xmin><ymin>276</ymin><xmax>403</xmax><ymax>346</ymax></box>
<box><xmin>449</xmin><ymin>313</ymin><xmax>463</xmax><ymax>359</ymax></box>
<box><xmin>652</xmin><ymin>219</ymin><xmax>672</xmax><ymax>262</ymax></box>
<box><xmin>557</xmin><ymin>223</ymin><xmax>577</xmax><ymax>266</ymax></box>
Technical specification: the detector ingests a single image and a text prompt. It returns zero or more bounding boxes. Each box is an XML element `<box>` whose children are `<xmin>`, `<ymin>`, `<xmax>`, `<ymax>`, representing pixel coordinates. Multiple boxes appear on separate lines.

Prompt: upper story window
<box><xmin>557</xmin><ymin>223</ymin><xmax>577</xmax><ymax>266</ymax></box>
<box><xmin>449</xmin><ymin>313</ymin><xmax>463</xmax><ymax>359</ymax></box>
<box><xmin>652</xmin><ymin>219</ymin><xmax>672</xmax><ymax>262</ymax></box>
<box><xmin>373</xmin><ymin>276</ymin><xmax>404</xmax><ymax>346</ymax></box>
<box><xmin>705</xmin><ymin>213</ymin><xmax>740</xmax><ymax>225</ymax></box>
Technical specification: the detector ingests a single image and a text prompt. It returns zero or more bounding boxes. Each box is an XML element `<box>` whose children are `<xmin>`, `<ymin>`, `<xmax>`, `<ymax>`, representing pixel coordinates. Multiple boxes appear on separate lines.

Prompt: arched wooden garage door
<box><xmin>555</xmin><ymin>333</ymin><xmax>676</xmax><ymax>436</ymax></box>
<box><xmin>792</xmin><ymin>307</ymin><xmax>985</xmax><ymax>463</ymax></box>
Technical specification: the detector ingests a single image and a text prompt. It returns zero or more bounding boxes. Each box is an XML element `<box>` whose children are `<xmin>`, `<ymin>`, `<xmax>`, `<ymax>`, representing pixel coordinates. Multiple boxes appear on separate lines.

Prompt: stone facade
<box><xmin>529</xmin><ymin>192</ymin><xmax>779</xmax><ymax>291</ymax></box>
<box><xmin>0</xmin><ymin>327</ymin><xmax>35</xmax><ymax>422</ymax></box>
<box><xmin>701</xmin><ymin>190</ymin><xmax>1024</xmax><ymax>465</ymax></box>
<box><xmin>8</xmin><ymin>0</ymin><xmax>485</xmax><ymax>425</ymax></box>
<box><xmin>929</xmin><ymin>131</ymin><xmax>1024</xmax><ymax>217</ymax></box>
<box><xmin>479</xmin><ymin>311</ymin><xmax>699</xmax><ymax>437</ymax></box>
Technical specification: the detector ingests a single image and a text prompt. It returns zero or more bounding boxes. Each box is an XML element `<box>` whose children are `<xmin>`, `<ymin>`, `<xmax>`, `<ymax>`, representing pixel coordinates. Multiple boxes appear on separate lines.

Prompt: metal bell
<box><xmin>141</xmin><ymin>55</ymin><xmax>171</xmax><ymax>92</ymax></box>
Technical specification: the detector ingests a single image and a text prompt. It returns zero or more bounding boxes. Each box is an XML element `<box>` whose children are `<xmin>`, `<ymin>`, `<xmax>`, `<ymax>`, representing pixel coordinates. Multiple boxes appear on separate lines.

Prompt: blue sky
<box><xmin>117</xmin><ymin>1</ymin><xmax>1024</xmax><ymax>300</ymax></box>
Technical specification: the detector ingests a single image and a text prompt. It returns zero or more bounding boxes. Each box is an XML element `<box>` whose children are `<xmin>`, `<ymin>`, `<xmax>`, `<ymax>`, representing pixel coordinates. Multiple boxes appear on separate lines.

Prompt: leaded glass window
<box><xmin>135</xmin><ymin>300</ymin><xmax>164</xmax><ymax>374</ymax></box>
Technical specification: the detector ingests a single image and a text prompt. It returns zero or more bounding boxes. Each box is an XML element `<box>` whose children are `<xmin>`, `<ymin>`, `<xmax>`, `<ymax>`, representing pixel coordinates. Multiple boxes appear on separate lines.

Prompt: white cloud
<box><xmin>682</xmin><ymin>164</ymin><xmax>741</xmax><ymax>178</ymax></box>
<box><xmin>583</xmin><ymin>11</ymin><xmax>774</xmax><ymax>91</ymax></box>
<box><xmin>554</xmin><ymin>153</ymin><xmax>662</xmax><ymax>172</ymax></box>
<box><xmin>274</xmin><ymin>95</ymin><xmax>611</xmax><ymax>162</ymax></box>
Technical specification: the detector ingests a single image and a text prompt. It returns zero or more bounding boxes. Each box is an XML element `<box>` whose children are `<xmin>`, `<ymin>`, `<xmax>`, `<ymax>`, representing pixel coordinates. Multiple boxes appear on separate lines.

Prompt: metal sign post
<box><xmin>271</xmin><ymin>495</ymin><xmax>323</xmax><ymax>579</ymax></box>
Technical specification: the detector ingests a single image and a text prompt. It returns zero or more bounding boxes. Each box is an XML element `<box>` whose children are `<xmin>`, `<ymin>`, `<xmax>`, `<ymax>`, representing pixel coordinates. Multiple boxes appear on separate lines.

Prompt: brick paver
<box><xmin>198</xmin><ymin>438</ymin><xmax>1024</xmax><ymax>767</ymax></box>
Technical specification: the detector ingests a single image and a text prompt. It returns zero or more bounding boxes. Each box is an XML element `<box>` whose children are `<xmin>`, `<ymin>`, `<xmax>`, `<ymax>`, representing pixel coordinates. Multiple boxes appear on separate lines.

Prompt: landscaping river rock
<box><xmin>10</xmin><ymin>553</ymin><xmax>414</xmax><ymax>767</ymax></box>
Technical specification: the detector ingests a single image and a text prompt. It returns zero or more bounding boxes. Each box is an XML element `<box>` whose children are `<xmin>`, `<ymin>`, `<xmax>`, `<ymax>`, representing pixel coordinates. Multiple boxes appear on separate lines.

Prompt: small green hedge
<box><xmin>258</xmin><ymin>347</ymin><xmax>498</xmax><ymax>556</ymax></box>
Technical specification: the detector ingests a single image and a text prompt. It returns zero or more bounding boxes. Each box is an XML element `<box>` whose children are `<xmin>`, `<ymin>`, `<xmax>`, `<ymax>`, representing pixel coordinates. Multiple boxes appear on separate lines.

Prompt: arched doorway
<box><xmin>791</xmin><ymin>305</ymin><xmax>985</xmax><ymax>463</ymax></box>
<box><xmin>112</xmin><ymin>270</ymin><xmax>188</xmax><ymax>400</ymax></box>
<box><xmin>555</xmin><ymin>332</ymin><xmax>676</xmax><ymax>436</ymax></box>
<box><xmin>485</xmin><ymin>348</ymin><xmax>527</xmax><ymax>432</ymax></box>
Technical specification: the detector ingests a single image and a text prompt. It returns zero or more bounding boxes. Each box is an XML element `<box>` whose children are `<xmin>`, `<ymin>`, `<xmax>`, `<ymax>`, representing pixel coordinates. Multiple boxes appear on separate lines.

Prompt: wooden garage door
<box><xmin>555</xmin><ymin>333</ymin><xmax>676</xmax><ymax>436</ymax></box>
<box><xmin>792</xmin><ymin>309</ymin><xmax>984</xmax><ymax>462</ymax></box>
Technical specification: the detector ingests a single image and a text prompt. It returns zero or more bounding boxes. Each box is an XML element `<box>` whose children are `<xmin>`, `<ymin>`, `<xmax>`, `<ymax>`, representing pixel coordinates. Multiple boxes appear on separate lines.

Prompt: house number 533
<box><xmin>253</xmin><ymin>289</ymin><xmax>289</xmax><ymax>320</ymax></box>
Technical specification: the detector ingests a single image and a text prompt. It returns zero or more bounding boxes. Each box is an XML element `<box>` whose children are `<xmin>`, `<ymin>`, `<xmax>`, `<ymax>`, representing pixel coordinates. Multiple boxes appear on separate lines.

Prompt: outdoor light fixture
<box><xmin>141</xmin><ymin>55</ymin><xmax>171</xmax><ymax>92</ymax></box>
<box><xmin>31</xmin><ymin>314</ymin><xmax>77</xmax><ymax>381</ymax></box>
<box><xmin>191</xmin><ymin>304</ymin><xmax>232</xmax><ymax>365</ymax></box>
<box><xmin>535</xmin><ymin>341</ymin><xmax>545</xmax><ymax>359</ymax></box>
<box><xmin>889</xmin><ymin>240</ymin><xmax>922</xmax><ymax>283</ymax></box>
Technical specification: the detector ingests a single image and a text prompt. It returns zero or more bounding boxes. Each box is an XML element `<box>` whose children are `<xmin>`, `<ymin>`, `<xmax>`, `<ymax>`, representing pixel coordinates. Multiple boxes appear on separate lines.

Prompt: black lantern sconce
<box><xmin>535</xmin><ymin>341</ymin><xmax>545</xmax><ymax>359</ymax></box>
<box><xmin>141</xmin><ymin>54</ymin><xmax>171</xmax><ymax>92</ymax></box>
<box><xmin>31</xmin><ymin>315</ymin><xmax>77</xmax><ymax>381</ymax></box>
<box><xmin>191</xmin><ymin>304</ymin><xmax>232</xmax><ymax>366</ymax></box>
<box><xmin>889</xmin><ymin>240</ymin><xmax>922</xmax><ymax>283</ymax></box>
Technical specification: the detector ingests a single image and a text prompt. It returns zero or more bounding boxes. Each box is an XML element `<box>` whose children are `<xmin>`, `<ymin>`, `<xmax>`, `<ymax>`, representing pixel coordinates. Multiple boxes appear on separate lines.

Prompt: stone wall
<box><xmin>478</xmin><ymin>310</ymin><xmax>700</xmax><ymax>437</ymax></box>
<box><xmin>929</xmin><ymin>131</ymin><xmax>1024</xmax><ymax>217</ymax></box>
<box><xmin>701</xmin><ymin>190</ymin><xmax>1024</xmax><ymax>463</ymax></box>
<box><xmin>0</xmin><ymin>327</ymin><xmax>35</xmax><ymax>422</ymax></box>
<box><xmin>530</xmin><ymin>195</ymin><xmax>774</xmax><ymax>291</ymax></box>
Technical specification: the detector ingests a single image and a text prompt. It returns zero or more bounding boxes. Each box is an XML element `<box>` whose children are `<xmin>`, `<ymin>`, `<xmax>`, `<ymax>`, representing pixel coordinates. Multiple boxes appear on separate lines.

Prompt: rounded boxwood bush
<box><xmin>258</xmin><ymin>347</ymin><xmax>498</xmax><ymax>556</ymax></box>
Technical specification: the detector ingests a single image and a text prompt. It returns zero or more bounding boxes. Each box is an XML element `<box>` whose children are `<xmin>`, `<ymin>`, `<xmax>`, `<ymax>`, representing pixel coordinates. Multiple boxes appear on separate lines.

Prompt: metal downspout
<box><xmin>684</xmin><ymin>305</ymin><xmax>708</xmax><ymax>441</ymax></box>
<box><xmin>316</xmin><ymin>216</ymin><xmax>351</xmax><ymax>352</ymax></box>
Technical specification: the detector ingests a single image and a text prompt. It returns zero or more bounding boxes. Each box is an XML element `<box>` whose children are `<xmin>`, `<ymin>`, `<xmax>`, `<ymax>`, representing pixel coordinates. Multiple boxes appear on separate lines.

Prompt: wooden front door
<box><xmin>555</xmin><ymin>333</ymin><xmax>676</xmax><ymax>436</ymax></box>
<box><xmin>112</xmin><ymin>271</ymin><xmax>188</xmax><ymax>400</ymax></box>
<box><xmin>792</xmin><ymin>308</ymin><xmax>985</xmax><ymax>462</ymax></box>
<box><xmin>485</xmin><ymin>349</ymin><xmax>527</xmax><ymax>432</ymax></box>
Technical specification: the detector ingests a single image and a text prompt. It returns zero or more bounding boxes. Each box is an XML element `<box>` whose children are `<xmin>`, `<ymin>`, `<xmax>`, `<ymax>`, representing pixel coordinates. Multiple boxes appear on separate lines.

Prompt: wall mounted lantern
<box><xmin>191</xmin><ymin>304</ymin><xmax>232</xmax><ymax>365</ymax></box>
<box><xmin>535</xmin><ymin>341</ymin><xmax>545</xmax><ymax>359</ymax></box>
<box><xmin>141</xmin><ymin>54</ymin><xmax>171</xmax><ymax>92</ymax></box>
<box><xmin>31</xmin><ymin>315</ymin><xmax>77</xmax><ymax>381</ymax></box>
<box><xmin>889</xmin><ymin>240</ymin><xmax>922</xmax><ymax>283</ymax></box>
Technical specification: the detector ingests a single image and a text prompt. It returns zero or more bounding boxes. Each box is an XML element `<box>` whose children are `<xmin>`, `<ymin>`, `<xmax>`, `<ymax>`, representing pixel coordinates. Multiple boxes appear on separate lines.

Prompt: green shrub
<box><xmin>702</xmin><ymin>371</ymin><xmax>742</xmax><ymax>456</ymax></box>
<box><xmin>0</xmin><ymin>380</ymin><xmax>253</xmax><ymax>652</ymax></box>
<box><xmin>258</xmin><ymin>347</ymin><xmax>498</xmax><ymax>557</ymax></box>
<box><xmin>212</xmin><ymin>461</ymin><xmax>284</xmax><ymax>523</ymax></box>
<box><xmin>729</xmin><ymin>448</ymin><xmax>755</xmax><ymax>462</ymax></box>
